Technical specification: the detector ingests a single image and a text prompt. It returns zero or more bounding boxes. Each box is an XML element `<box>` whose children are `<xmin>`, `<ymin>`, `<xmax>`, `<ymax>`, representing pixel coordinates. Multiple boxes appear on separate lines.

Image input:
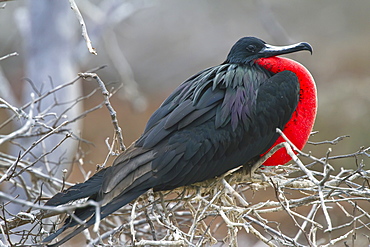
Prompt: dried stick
<box><xmin>307</xmin><ymin>135</ymin><xmax>350</xmax><ymax>145</ymax></box>
<box><xmin>0</xmin><ymin>66</ymin><xmax>105</xmax><ymax>130</ymax></box>
<box><xmin>276</xmin><ymin>128</ymin><xmax>333</xmax><ymax>233</ymax></box>
<box><xmin>69</xmin><ymin>0</ymin><xmax>97</xmax><ymax>55</ymax></box>
<box><xmin>221</xmin><ymin>178</ymin><xmax>249</xmax><ymax>207</ymax></box>
<box><xmin>135</xmin><ymin>240</ymin><xmax>185</xmax><ymax>246</ymax></box>
<box><xmin>276</xmin><ymin>128</ymin><xmax>320</xmax><ymax>184</ymax></box>
<box><xmin>0</xmin><ymin>51</ymin><xmax>18</xmax><ymax>61</ymax></box>
<box><xmin>0</xmin><ymin>97</ymin><xmax>25</xmax><ymax>119</ymax></box>
<box><xmin>78</xmin><ymin>72</ymin><xmax>126</xmax><ymax>152</ymax></box>
<box><xmin>244</xmin><ymin>215</ymin><xmax>307</xmax><ymax>247</ymax></box>
<box><xmin>0</xmin><ymin>191</ymin><xmax>101</xmax><ymax>228</ymax></box>
<box><xmin>0</xmin><ymin>93</ymin><xmax>35</xmax><ymax>146</ymax></box>
<box><xmin>271</xmin><ymin>179</ymin><xmax>314</xmax><ymax>247</ymax></box>
<box><xmin>129</xmin><ymin>199</ymin><xmax>138</xmax><ymax>244</ymax></box>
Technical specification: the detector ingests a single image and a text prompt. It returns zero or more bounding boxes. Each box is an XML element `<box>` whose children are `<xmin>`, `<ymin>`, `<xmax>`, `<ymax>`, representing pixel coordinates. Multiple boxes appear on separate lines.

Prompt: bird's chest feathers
<box><xmin>171</xmin><ymin>64</ymin><xmax>271</xmax><ymax>133</ymax></box>
<box><xmin>212</xmin><ymin>65</ymin><xmax>271</xmax><ymax>131</ymax></box>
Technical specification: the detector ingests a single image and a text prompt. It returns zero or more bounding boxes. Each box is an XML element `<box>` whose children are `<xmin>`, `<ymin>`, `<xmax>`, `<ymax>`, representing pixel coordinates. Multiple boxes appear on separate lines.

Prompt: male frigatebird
<box><xmin>43</xmin><ymin>37</ymin><xmax>316</xmax><ymax>245</ymax></box>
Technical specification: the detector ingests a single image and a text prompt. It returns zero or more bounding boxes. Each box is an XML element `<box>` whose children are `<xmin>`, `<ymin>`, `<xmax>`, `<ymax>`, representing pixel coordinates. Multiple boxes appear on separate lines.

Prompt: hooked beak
<box><xmin>259</xmin><ymin>42</ymin><xmax>313</xmax><ymax>57</ymax></box>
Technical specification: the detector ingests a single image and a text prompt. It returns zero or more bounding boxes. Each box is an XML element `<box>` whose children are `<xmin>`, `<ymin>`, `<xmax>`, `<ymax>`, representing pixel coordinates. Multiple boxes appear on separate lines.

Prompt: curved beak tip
<box><xmin>301</xmin><ymin>42</ymin><xmax>313</xmax><ymax>55</ymax></box>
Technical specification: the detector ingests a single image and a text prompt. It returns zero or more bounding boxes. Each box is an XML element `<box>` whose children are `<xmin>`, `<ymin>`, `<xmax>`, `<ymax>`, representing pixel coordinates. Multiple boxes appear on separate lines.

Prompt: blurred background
<box><xmin>1</xmin><ymin>0</ymin><xmax>370</xmax><ymax>245</ymax></box>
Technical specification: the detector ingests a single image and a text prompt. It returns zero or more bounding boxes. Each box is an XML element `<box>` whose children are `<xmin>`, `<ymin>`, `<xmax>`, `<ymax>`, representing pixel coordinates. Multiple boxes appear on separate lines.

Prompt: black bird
<box><xmin>43</xmin><ymin>37</ymin><xmax>314</xmax><ymax>246</ymax></box>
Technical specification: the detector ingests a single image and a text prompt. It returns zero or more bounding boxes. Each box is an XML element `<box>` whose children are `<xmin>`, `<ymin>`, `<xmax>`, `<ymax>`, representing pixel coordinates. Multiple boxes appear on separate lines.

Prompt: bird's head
<box><xmin>225</xmin><ymin>37</ymin><xmax>312</xmax><ymax>64</ymax></box>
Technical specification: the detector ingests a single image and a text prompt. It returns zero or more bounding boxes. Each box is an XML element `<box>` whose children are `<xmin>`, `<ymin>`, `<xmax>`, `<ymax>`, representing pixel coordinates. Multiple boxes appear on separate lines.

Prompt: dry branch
<box><xmin>78</xmin><ymin>72</ymin><xmax>126</xmax><ymax>152</ymax></box>
<box><xmin>69</xmin><ymin>0</ymin><xmax>97</xmax><ymax>55</ymax></box>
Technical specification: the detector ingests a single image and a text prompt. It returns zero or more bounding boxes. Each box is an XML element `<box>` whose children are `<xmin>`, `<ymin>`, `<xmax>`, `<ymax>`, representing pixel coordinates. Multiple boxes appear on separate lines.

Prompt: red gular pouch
<box><xmin>256</xmin><ymin>57</ymin><xmax>317</xmax><ymax>166</ymax></box>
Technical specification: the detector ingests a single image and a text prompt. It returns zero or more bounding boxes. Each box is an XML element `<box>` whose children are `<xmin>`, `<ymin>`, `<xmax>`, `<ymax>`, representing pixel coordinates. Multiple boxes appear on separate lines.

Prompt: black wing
<box><xmin>103</xmin><ymin>65</ymin><xmax>299</xmax><ymax>193</ymax></box>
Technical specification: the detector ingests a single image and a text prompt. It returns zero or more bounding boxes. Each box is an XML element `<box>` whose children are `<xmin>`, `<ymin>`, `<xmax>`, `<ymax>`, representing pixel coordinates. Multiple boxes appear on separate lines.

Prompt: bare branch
<box><xmin>69</xmin><ymin>0</ymin><xmax>97</xmax><ymax>55</ymax></box>
<box><xmin>135</xmin><ymin>240</ymin><xmax>185</xmax><ymax>246</ymax></box>
<box><xmin>78</xmin><ymin>72</ymin><xmax>126</xmax><ymax>152</ymax></box>
<box><xmin>0</xmin><ymin>93</ymin><xmax>35</xmax><ymax>146</ymax></box>
<box><xmin>308</xmin><ymin>135</ymin><xmax>350</xmax><ymax>145</ymax></box>
<box><xmin>0</xmin><ymin>52</ymin><xmax>18</xmax><ymax>61</ymax></box>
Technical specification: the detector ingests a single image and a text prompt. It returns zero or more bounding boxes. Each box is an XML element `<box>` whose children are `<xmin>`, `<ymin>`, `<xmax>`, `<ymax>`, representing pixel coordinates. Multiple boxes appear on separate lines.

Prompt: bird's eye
<box><xmin>246</xmin><ymin>45</ymin><xmax>256</xmax><ymax>53</ymax></box>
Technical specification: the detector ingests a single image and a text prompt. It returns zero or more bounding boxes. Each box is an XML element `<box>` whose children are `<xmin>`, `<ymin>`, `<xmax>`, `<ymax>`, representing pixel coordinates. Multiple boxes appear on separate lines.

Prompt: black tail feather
<box><xmin>43</xmin><ymin>147</ymin><xmax>156</xmax><ymax>245</ymax></box>
<box><xmin>42</xmin><ymin>224</ymin><xmax>69</xmax><ymax>244</ymax></box>
<box><xmin>46</xmin><ymin>224</ymin><xmax>88</xmax><ymax>247</ymax></box>
<box><xmin>43</xmin><ymin>188</ymin><xmax>148</xmax><ymax>246</ymax></box>
<box><xmin>45</xmin><ymin>168</ymin><xmax>107</xmax><ymax>206</ymax></box>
